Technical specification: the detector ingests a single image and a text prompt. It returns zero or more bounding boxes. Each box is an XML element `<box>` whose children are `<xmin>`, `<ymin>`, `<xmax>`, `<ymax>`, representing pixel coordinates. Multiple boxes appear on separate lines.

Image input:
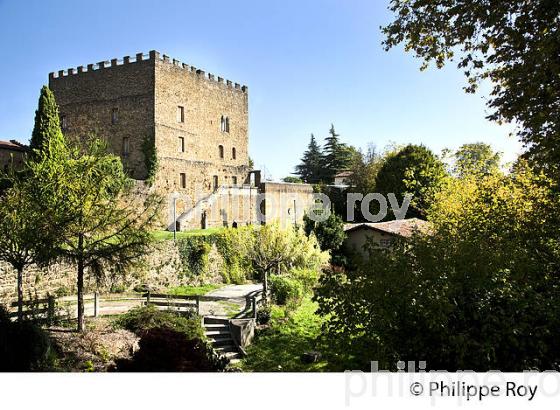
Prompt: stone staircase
<box><xmin>204</xmin><ymin>316</ymin><xmax>241</xmax><ymax>363</ymax></box>
<box><xmin>175</xmin><ymin>185</ymin><xmax>259</xmax><ymax>231</ymax></box>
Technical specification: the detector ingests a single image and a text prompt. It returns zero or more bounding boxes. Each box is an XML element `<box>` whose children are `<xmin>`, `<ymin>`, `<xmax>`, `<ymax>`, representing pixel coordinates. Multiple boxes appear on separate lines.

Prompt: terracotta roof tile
<box><xmin>344</xmin><ymin>218</ymin><xmax>430</xmax><ymax>238</ymax></box>
<box><xmin>0</xmin><ymin>140</ymin><xmax>28</xmax><ymax>152</ymax></box>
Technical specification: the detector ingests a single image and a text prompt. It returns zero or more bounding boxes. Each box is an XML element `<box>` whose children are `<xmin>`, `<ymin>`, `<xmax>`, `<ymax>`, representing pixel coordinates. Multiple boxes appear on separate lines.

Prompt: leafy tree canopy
<box><xmin>316</xmin><ymin>163</ymin><xmax>560</xmax><ymax>371</ymax></box>
<box><xmin>443</xmin><ymin>142</ymin><xmax>502</xmax><ymax>177</ymax></box>
<box><xmin>375</xmin><ymin>144</ymin><xmax>447</xmax><ymax>219</ymax></box>
<box><xmin>382</xmin><ymin>1</ymin><xmax>560</xmax><ymax>180</ymax></box>
<box><xmin>282</xmin><ymin>176</ymin><xmax>303</xmax><ymax>183</ymax></box>
<box><xmin>303</xmin><ymin>212</ymin><xmax>346</xmax><ymax>253</ymax></box>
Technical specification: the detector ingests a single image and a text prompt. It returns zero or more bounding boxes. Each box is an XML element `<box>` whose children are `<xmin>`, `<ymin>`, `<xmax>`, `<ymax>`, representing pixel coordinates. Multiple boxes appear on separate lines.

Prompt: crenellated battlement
<box><xmin>49</xmin><ymin>50</ymin><xmax>248</xmax><ymax>93</ymax></box>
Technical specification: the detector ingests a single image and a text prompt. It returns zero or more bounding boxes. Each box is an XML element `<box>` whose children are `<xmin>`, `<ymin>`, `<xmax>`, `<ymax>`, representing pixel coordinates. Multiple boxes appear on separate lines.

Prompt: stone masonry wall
<box><xmin>261</xmin><ymin>182</ymin><xmax>315</xmax><ymax>228</ymax></box>
<box><xmin>153</xmin><ymin>53</ymin><xmax>250</xmax><ymax>209</ymax></box>
<box><xmin>49</xmin><ymin>53</ymin><xmax>155</xmax><ymax>180</ymax></box>
<box><xmin>48</xmin><ymin>50</ymin><xmax>252</xmax><ymax>229</ymax></box>
<box><xmin>0</xmin><ymin>148</ymin><xmax>26</xmax><ymax>171</ymax></box>
<box><xmin>0</xmin><ymin>241</ymin><xmax>185</xmax><ymax>306</ymax></box>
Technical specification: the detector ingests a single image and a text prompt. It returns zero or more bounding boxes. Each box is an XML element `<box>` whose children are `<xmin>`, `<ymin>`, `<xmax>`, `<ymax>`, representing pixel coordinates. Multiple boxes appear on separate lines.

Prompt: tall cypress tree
<box><xmin>295</xmin><ymin>134</ymin><xmax>324</xmax><ymax>183</ymax></box>
<box><xmin>30</xmin><ymin>86</ymin><xmax>63</xmax><ymax>154</ymax></box>
<box><xmin>322</xmin><ymin>124</ymin><xmax>352</xmax><ymax>183</ymax></box>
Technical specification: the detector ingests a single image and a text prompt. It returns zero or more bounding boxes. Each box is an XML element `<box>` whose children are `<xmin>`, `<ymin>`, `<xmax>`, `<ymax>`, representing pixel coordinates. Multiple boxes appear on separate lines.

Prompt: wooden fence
<box><xmin>8</xmin><ymin>289</ymin><xmax>264</xmax><ymax>322</ymax></box>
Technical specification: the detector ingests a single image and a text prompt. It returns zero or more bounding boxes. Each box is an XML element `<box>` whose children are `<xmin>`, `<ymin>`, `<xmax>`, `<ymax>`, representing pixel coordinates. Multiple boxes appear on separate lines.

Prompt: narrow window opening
<box><xmin>122</xmin><ymin>137</ymin><xmax>130</xmax><ymax>157</ymax></box>
<box><xmin>219</xmin><ymin>145</ymin><xmax>224</xmax><ymax>159</ymax></box>
<box><xmin>180</xmin><ymin>173</ymin><xmax>186</xmax><ymax>189</ymax></box>
<box><xmin>178</xmin><ymin>137</ymin><xmax>185</xmax><ymax>153</ymax></box>
<box><xmin>232</xmin><ymin>147</ymin><xmax>236</xmax><ymax>160</ymax></box>
<box><xmin>111</xmin><ymin>108</ymin><xmax>118</xmax><ymax>125</ymax></box>
<box><xmin>177</xmin><ymin>106</ymin><xmax>185</xmax><ymax>123</ymax></box>
<box><xmin>213</xmin><ymin>175</ymin><xmax>219</xmax><ymax>191</ymax></box>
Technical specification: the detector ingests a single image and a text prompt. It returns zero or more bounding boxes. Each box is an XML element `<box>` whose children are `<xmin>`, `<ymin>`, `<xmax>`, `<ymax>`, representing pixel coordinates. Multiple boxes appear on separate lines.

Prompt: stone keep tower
<box><xmin>48</xmin><ymin>50</ymin><xmax>251</xmax><ymax>207</ymax></box>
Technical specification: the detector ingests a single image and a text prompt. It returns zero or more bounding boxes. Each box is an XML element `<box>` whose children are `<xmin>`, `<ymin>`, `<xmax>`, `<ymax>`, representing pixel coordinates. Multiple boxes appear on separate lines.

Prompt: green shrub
<box><xmin>288</xmin><ymin>268</ymin><xmax>319</xmax><ymax>293</ymax></box>
<box><xmin>227</xmin><ymin>262</ymin><xmax>246</xmax><ymax>285</ymax></box>
<box><xmin>269</xmin><ymin>275</ymin><xmax>304</xmax><ymax>306</ymax></box>
<box><xmin>176</xmin><ymin>237</ymin><xmax>212</xmax><ymax>278</ymax></box>
<box><xmin>114</xmin><ymin>305</ymin><xmax>204</xmax><ymax>340</ymax></box>
<box><xmin>176</xmin><ymin>227</ymin><xmax>255</xmax><ymax>284</ymax></box>
<box><xmin>303</xmin><ymin>212</ymin><xmax>345</xmax><ymax>252</ymax></box>
<box><xmin>115</xmin><ymin>327</ymin><xmax>228</xmax><ymax>372</ymax></box>
<box><xmin>0</xmin><ymin>306</ymin><xmax>54</xmax><ymax>371</ymax></box>
<box><xmin>256</xmin><ymin>306</ymin><xmax>271</xmax><ymax>325</ymax></box>
<box><xmin>215</xmin><ymin>227</ymin><xmax>255</xmax><ymax>283</ymax></box>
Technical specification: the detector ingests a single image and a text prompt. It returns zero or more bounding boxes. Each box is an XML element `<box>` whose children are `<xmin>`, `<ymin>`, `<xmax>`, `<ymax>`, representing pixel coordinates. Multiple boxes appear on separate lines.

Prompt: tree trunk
<box><xmin>77</xmin><ymin>232</ymin><xmax>85</xmax><ymax>332</ymax></box>
<box><xmin>262</xmin><ymin>270</ymin><xmax>269</xmax><ymax>305</ymax></box>
<box><xmin>77</xmin><ymin>257</ymin><xmax>84</xmax><ymax>332</ymax></box>
<box><xmin>17</xmin><ymin>267</ymin><xmax>23</xmax><ymax>322</ymax></box>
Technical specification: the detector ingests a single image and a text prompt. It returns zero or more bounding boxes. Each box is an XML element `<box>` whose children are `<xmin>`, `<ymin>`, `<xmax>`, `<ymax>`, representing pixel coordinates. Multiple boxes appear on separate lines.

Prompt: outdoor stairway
<box><xmin>204</xmin><ymin>316</ymin><xmax>241</xmax><ymax>363</ymax></box>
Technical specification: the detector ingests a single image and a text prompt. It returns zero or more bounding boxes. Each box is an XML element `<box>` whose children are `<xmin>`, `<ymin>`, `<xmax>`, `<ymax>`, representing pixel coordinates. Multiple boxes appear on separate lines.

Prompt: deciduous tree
<box><xmin>382</xmin><ymin>0</ymin><xmax>560</xmax><ymax>180</ymax></box>
<box><xmin>443</xmin><ymin>142</ymin><xmax>502</xmax><ymax>178</ymax></box>
<box><xmin>316</xmin><ymin>162</ymin><xmax>560</xmax><ymax>371</ymax></box>
<box><xmin>250</xmin><ymin>224</ymin><xmax>327</xmax><ymax>302</ymax></box>
<box><xmin>375</xmin><ymin>144</ymin><xmax>446</xmax><ymax>219</ymax></box>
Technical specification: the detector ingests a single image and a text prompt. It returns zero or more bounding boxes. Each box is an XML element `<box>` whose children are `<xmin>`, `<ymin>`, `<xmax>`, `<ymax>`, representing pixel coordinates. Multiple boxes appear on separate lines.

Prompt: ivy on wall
<box><xmin>142</xmin><ymin>133</ymin><xmax>158</xmax><ymax>185</ymax></box>
<box><xmin>176</xmin><ymin>228</ymin><xmax>255</xmax><ymax>285</ymax></box>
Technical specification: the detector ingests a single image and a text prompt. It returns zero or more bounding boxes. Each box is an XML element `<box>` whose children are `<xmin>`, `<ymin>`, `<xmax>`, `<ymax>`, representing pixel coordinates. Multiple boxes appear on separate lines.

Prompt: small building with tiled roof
<box><xmin>343</xmin><ymin>218</ymin><xmax>429</xmax><ymax>258</ymax></box>
<box><xmin>333</xmin><ymin>171</ymin><xmax>353</xmax><ymax>186</ymax></box>
<box><xmin>0</xmin><ymin>140</ymin><xmax>28</xmax><ymax>172</ymax></box>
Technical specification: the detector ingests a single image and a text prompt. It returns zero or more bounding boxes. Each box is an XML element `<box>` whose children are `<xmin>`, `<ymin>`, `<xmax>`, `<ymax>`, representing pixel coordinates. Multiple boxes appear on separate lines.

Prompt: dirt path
<box><xmin>199</xmin><ymin>283</ymin><xmax>263</xmax><ymax>317</ymax></box>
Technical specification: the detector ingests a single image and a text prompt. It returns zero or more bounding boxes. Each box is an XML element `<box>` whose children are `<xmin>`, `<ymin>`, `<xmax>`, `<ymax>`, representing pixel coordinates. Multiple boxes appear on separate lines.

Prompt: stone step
<box><xmin>204</xmin><ymin>323</ymin><xmax>229</xmax><ymax>330</ymax></box>
<box><xmin>211</xmin><ymin>337</ymin><xmax>234</xmax><ymax>347</ymax></box>
<box><xmin>207</xmin><ymin>331</ymin><xmax>232</xmax><ymax>340</ymax></box>
<box><xmin>205</xmin><ymin>329</ymin><xmax>230</xmax><ymax>337</ymax></box>
<box><xmin>215</xmin><ymin>345</ymin><xmax>238</xmax><ymax>353</ymax></box>
<box><xmin>204</xmin><ymin>316</ymin><xmax>230</xmax><ymax>325</ymax></box>
<box><xmin>220</xmin><ymin>350</ymin><xmax>241</xmax><ymax>360</ymax></box>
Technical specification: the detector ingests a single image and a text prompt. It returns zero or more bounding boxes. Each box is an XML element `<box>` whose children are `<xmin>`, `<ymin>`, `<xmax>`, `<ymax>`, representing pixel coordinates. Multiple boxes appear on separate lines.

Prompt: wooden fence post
<box><xmin>146</xmin><ymin>290</ymin><xmax>151</xmax><ymax>305</ymax></box>
<box><xmin>47</xmin><ymin>294</ymin><xmax>55</xmax><ymax>325</ymax></box>
<box><xmin>195</xmin><ymin>296</ymin><xmax>200</xmax><ymax>315</ymax></box>
<box><xmin>94</xmin><ymin>292</ymin><xmax>99</xmax><ymax>317</ymax></box>
<box><xmin>252</xmin><ymin>296</ymin><xmax>257</xmax><ymax>319</ymax></box>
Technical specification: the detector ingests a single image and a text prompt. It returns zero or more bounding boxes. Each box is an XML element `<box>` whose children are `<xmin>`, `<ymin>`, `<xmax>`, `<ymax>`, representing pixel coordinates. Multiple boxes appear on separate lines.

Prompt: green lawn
<box><xmin>239</xmin><ymin>297</ymin><xmax>340</xmax><ymax>372</ymax></box>
<box><xmin>152</xmin><ymin>228</ymin><xmax>224</xmax><ymax>241</ymax></box>
<box><xmin>166</xmin><ymin>284</ymin><xmax>224</xmax><ymax>296</ymax></box>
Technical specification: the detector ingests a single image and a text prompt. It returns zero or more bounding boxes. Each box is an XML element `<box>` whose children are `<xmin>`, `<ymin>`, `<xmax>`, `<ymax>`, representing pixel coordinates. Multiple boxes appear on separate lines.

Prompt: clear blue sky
<box><xmin>0</xmin><ymin>0</ymin><xmax>522</xmax><ymax>180</ymax></box>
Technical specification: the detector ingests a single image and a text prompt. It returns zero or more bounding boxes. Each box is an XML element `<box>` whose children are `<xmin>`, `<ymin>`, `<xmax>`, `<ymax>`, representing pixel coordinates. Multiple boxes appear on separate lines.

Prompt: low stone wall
<box><xmin>0</xmin><ymin>241</ymin><xmax>187</xmax><ymax>306</ymax></box>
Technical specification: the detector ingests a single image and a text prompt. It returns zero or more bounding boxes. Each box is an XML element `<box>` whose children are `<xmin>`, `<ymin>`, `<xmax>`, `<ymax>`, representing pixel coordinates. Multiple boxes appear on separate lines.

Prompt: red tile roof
<box><xmin>344</xmin><ymin>218</ymin><xmax>430</xmax><ymax>238</ymax></box>
<box><xmin>0</xmin><ymin>140</ymin><xmax>28</xmax><ymax>152</ymax></box>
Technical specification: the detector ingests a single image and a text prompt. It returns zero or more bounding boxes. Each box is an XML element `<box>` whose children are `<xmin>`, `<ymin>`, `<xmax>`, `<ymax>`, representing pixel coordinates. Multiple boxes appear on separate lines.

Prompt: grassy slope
<box><xmin>239</xmin><ymin>297</ymin><xmax>344</xmax><ymax>372</ymax></box>
<box><xmin>152</xmin><ymin>228</ymin><xmax>224</xmax><ymax>241</ymax></box>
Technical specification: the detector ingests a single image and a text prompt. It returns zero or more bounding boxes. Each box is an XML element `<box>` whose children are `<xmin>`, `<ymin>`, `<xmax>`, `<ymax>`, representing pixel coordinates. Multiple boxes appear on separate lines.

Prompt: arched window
<box><xmin>225</xmin><ymin>117</ymin><xmax>230</xmax><ymax>133</ymax></box>
<box><xmin>232</xmin><ymin>147</ymin><xmax>236</xmax><ymax>160</ymax></box>
<box><xmin>219</xmin><ymin>145</ymin><xmax>224</xmax><ymax>159</ymax></box>
<box><xmin>220</xmin><ymin>115</ymin><xmax>225</xmax><ymax>132</ymax></box>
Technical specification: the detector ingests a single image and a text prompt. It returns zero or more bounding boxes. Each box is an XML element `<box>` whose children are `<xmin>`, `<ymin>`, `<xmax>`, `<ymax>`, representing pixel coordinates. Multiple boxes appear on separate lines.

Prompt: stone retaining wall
<box><xmin>0</xmin><ymin>241</ymin><xmax>186</xmax><ymax>306</ymax></box>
